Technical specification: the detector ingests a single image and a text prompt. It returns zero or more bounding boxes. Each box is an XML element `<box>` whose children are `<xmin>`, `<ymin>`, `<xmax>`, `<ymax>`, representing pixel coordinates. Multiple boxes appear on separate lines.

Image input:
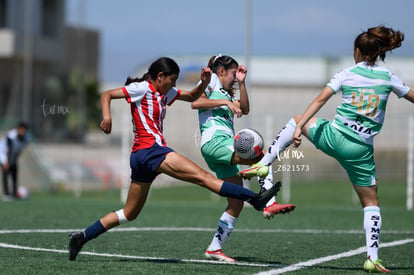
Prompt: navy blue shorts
<box><xmin>130</xmin><ymin>143</ymin><xmax>174</xmax><ymax>183</ymax></box>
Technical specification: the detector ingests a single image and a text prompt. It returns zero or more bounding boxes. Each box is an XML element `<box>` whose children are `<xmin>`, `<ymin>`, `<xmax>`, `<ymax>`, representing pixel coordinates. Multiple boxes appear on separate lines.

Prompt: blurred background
<box><xmin>0</xmin><ymin>0</ymin><xmax>413</xmax><ymax>202</ymax></box>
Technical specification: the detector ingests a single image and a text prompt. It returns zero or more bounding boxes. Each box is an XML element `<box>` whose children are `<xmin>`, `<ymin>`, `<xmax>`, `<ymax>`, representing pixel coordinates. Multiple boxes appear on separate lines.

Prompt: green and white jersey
<box><xmin>198</xmin><ymin>73</ymin><xmax>237</xmax><ymax>147</ymax></box>
<box><xmin>328</xmin><ymin>62</ymin><xmax>410</xmax><ymax>145</ymax></box>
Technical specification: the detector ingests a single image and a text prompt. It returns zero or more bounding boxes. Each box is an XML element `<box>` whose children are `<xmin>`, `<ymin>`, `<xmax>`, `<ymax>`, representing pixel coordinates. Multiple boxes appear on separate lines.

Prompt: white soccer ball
<box><xmin>233</xmin><ymin>128</ymin><xmax>264</xmax><ymax>159</ymax></box>
<box><xmin>17</xmin><ymin>186</ymin><xmax>30</xmax><ymax>200</ymax></box>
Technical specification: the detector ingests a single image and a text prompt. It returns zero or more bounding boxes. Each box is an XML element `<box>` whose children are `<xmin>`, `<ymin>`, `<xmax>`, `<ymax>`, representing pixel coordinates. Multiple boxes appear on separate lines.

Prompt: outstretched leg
<box><xmin>260</xmin><ymin>118</ymin><xmax>297</xmax><ymax>166</ymax></box>
<box><xmin>158</xmin><ymin>152</ymin><xmax>278</xmax><ymax>210</ymax></box>
<box><xmin>239</xmin><ymin>115</ymin><xmax>316</xmax><ymax>179</ymax></box>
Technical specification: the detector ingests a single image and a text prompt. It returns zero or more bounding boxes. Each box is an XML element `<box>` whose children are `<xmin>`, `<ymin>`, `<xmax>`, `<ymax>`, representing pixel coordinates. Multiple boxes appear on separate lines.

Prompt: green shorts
<box><xmin>308</xmin><ymin>118</ymin><xmax>377</xmax><ymax>186</ymax></box>
<box><xmin>201</xmin><ymin>135</ymin><xmax>240</xmax><ymax>179</ymax></box>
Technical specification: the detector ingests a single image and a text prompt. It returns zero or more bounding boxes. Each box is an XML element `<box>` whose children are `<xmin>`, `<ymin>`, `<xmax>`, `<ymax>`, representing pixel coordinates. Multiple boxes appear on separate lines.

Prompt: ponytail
<box><xmin>124</xmin><ymin>73</ymin><xmax>151</xmax><ymax>85</ymax></box>
<box><xmin>355</xmin><ymin>25</ymin><xmax>404</xmax><ymax>66</ymax></box>
<box><xmin>207</xmin><ymin>56</ymin><xmax>217</xmax><ymax>69</ymax></box>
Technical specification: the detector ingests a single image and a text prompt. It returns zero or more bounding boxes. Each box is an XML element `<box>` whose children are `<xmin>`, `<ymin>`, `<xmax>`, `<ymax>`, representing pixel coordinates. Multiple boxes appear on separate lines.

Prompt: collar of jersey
<box><xmin>357</xmin><ymin>61</ymin><xmax>378</xmax><ymax>68</ymax></box>
<box><xmin>148</xmin><ymin>82</ymin><xmax>160</xmax><ymax>95</ymax></box>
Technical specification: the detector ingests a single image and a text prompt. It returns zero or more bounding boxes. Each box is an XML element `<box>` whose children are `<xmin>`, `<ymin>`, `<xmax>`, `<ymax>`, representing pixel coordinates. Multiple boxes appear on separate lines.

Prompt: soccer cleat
<box><xmin>205</xmin><ymin>249</ymin><xmax>236</xmax><ymax>262</ymax></box>
<box><xmin>238</xmin><ymin>163</ymin><xmax>269</xmax><ymax>179</ymax></box>
<box><xmin>250</xmin><ymin>181</ymin><xmax>281</xmax><ymax>211</ymax></box>
<box><xmin>68</xmin><ymin>231</ymin><xmax>86</xmax><ymax>261</ymax></box>
<box><xmin>363</xmin><ymin>258</ymin><xmax>390</xmax><ymax>273</ymax></box>
<box><xmin>263</xmin><ymin>202</ymin><xmax>296</xmax><ymax>219</ymax></box>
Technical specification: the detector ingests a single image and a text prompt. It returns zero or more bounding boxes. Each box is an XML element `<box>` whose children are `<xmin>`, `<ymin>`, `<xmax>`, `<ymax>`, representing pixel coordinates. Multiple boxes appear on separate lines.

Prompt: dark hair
<box><xmin>354</xmin><ymin>25</ymin><xmax>404</xmax><ymax>66</ymax></box>
<box><xmin>17</xmin><ymin>121</ymin><xmax>29</xmax><ymax>129</ymax></box>
<box><xmin>208</xmin><ymin>55</ymin><xmax>238</xmax><ymax>74</ymax></box>
<box><xmin>125</xmin><ymin>57</ymin><xmax>180</xmax><ymax>85</ymax></box>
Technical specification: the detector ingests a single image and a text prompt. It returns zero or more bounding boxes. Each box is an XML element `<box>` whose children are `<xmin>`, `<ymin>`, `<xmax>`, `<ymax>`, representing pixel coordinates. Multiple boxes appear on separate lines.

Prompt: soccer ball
<box><xmin>17</xmin><ymin>186</ymin><xmax>30</xmax><ymax>200</ymax></box>
<box><xmin>233</xmin><ymin>128</ymin><xmax>264</xmax><ymax>159</ymax></box>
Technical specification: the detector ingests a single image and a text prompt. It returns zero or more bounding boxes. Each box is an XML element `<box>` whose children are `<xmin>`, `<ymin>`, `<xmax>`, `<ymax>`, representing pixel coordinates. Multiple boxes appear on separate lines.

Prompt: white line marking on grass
<box><xmin>1</xmin><ymin>228</ymin><xmax>413</xmax><ymax>270</ymax></box>
<box><xmin>0</xmin><ymin>242</ymin><xmax>278</xmax><ymax>267</ymax></box>
<box><xmin>0</xmin><ymin>227</ymin><xmax>413</xmax><ymax>235</ymax></box>
<box><xmin>255</xmin><ymin>238</ymin><xmax>414</xmax><ymax>275</ymax></box>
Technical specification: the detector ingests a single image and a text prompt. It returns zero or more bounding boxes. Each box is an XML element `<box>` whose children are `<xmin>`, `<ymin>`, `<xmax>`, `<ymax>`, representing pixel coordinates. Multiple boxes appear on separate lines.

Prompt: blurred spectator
<box><xmin>0</xmin><ymin>122</ymin><xmax>30</xmax><ymax>201</ymax></box>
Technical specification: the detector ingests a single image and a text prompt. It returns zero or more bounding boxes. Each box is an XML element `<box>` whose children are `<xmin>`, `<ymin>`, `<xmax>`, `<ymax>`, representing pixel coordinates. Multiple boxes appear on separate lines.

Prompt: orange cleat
<box><xmin>263</xmin><ymin>202</ymin><xmax>296</xmax><ymax>219</ymax></box>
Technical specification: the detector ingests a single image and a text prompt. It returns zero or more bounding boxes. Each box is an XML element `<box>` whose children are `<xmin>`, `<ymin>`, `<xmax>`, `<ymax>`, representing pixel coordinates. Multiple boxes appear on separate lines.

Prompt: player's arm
<box><xmin>100</xmin><ymin>88</ymin><xmax>126</xmax><ymax>134</ymax></box>
<box><xmin>404</xmin><ymin>89</ymin><xmax>414</xmax><ymax>103</ymax></box>
<box><xmin>191</xmin><ymin>94</ymin><xmax>243</xmax><ymax>117</ymax></box>
<box><xmin>191</xmin><ymin>93</ymin><xmax>229</xmax><ymax>108</ymax></box>
<box><xmin>236</xmin><ymin>65</ymin><xmax>249</xmax><ymax>115</ymax></box>
<box><xmin>292</xmin><ymin>86</ymin><xmax>334</xmax><ymax>147</ymax></box>
<box><xmin>0</xmin><ymin>152</ymin><xmax>7</xmax><ymax>169</ymax></box>
<box><xmin>0</xmin><ymin>139</ymin><xmax>9</xmax><ymax>171</ymax></box>
<box><xmin>178</xmin><ymin>67</ymin><xmax>212</xmax><ymax>102</ymax></box>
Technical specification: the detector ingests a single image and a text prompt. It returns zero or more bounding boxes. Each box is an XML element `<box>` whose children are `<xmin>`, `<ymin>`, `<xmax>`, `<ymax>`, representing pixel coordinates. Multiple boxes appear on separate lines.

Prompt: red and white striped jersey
<box><xmin>122</xmin><ymin>81</ymin><xmax>181</xmax><ymax>151</ymax></box>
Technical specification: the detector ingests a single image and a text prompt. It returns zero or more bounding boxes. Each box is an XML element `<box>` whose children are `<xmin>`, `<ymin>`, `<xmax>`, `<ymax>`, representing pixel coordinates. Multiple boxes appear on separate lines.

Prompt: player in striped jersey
<box><xmin>68</xmin><ymin>57</ymin><xmax>280</xmax><ymax>261</ymax></box>
<box><xmin>239</xmin><ymin>26</ymin><xmax>414</xmax><ymax>272</ymax></box>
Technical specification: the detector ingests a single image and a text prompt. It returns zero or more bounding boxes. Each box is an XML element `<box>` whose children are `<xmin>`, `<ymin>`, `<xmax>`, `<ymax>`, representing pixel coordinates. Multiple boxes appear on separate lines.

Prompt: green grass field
<box><xmin>1</xmin><ymin>180</ymin><xmax>413</xmax><ymax>274</ymax></box>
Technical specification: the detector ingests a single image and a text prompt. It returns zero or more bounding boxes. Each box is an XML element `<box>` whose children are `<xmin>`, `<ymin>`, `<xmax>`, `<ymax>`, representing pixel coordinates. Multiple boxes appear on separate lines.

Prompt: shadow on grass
<box><xmin>233</xmin><ymin>256</ymin><xmax>282</xmax><ymax>265</ymax></box>
<box><xmin>309</xmin><ymin>265</ymin><xmax>365</xmax><ymax>272</ymax></box>
<box><xmin>310</xmin><ymin>264</ymin><xmax>414</xmax><ymax>273</ymax></box>
<box><xmin>91</xmin><ymin>256</ymin><xmax>283</xmax><ymax>267</ymax></box>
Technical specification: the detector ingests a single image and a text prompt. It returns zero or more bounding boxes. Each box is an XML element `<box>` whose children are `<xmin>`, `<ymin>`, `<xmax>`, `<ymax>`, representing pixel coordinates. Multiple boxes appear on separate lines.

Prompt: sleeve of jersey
<box><xmin>0</xmin><ymin>139</ymin><xmax>7</xmax><ymax>164</ymax></box>
<box><xmin>166</xmin><ymin>88</ymin><xmax>181</xmax><ymax>106</ymax></box>
<box><xmin>196</xmin><ymin>79</ymin><xmax>211</xmax><ymax>98</ymax></box>
<box><xmin>122</xmin><ymin>82</ymin><xmax>147</xmax><ymax>103</ymax></box>
<box><xmin>326</xmin><ymin>70</ymin><xmax>344</xmax><ymax>93</ymax></box>
<box><xmin>391</xmin><ymin>73</ymin><xmax>411</xmax><ymax>98</ymax></box>
<box><xmin>205</xmin><ymin>73</ymin><xmax>218</xmax><ymax>98</ymax></box>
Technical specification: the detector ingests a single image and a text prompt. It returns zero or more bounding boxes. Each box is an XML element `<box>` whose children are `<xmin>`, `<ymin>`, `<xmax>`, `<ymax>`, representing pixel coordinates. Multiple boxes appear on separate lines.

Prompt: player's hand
<box><xmin>236</xmin><ymin>65</ymin><xmax>247</xmax><ymax>83</ymax></box>
<box><xmin>227</xmin><ymin>101</ymin><xmax>242</xmax><ymax>118</ymax></box>
<box><xmin>2</xmin><ymin>163</ymin><xmax>9</xmax><ymax>171</ymax></box>
<box><xmin>100</xmin><ymin>117</ymin><xmax>112</xmax><ymax>134</ymax></box>
<box><xmin>200</xmin><ymin>67</ymin><xmax>212</xmax><ymax>84</ymax></box>
<box><xmin>292</xmin><ymin>127</ymin><xmax>302</xmax><ymax>148</ymax></box>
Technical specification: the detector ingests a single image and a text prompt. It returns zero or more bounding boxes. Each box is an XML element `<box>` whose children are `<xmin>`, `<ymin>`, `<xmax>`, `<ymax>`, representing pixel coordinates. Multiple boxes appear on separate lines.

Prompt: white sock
<box><xmin>208</xmin><ymin>211</ymin><xmax>237</xmax><ymax>251</ymax></box>
<box><xmin>258</xmin><ymin>167</ymin><xmax>275</xmax><ymax>207</ymax></box>
<box><xmin>363</xmin><ymin>206</ymin><xmax>381</xmax><ymax>261</ymax></box>
<box><xmin>260</xmin><ymin>118</ymin><xmax>296</xmax><ymax>166</ymax></box>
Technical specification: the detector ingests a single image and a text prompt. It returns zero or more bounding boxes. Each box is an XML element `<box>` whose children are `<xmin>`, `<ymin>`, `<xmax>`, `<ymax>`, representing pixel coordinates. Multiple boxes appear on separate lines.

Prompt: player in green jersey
<box><xmin>239</xmin><ymin>26</ymin><xmax>414</xmax><ymax>272</ymax></box>
<box><xmin>192</xmin><ymin>55</ymin><xmax>295</xmax><ymax>262</ymax></box>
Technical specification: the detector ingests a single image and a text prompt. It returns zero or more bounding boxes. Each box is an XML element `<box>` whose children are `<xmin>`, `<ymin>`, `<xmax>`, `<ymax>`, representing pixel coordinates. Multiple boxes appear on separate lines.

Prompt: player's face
<box><xmin>220</xmin><ymin>67</ymin><xmax>237</xmax><ymax>91</ymax></box>
<box><xmin>156</xmin><ymin>73</ymin><xmax>178</xmax><ymax>94</ymax></box>
<box><xmin>17</xmin><ymin>127</ymin><xmax>26</xmax><ymax>140</ymax></box>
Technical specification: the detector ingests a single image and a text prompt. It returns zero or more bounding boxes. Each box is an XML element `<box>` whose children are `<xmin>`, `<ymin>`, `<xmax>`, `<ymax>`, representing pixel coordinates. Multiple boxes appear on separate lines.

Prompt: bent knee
<box><xmin>293</xmin><ymin>114</ymin><xmax>302</xmax><ymax>123</ymax></box>
<box><xmin>294</xmin><ymin>114</ymin><xmax>317</xmax><ymax>124</ymax></box>
<box><xmin>118</xmin><ymin>208</ymin><xmax>138</xmax><ymax>222</ymax></box>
